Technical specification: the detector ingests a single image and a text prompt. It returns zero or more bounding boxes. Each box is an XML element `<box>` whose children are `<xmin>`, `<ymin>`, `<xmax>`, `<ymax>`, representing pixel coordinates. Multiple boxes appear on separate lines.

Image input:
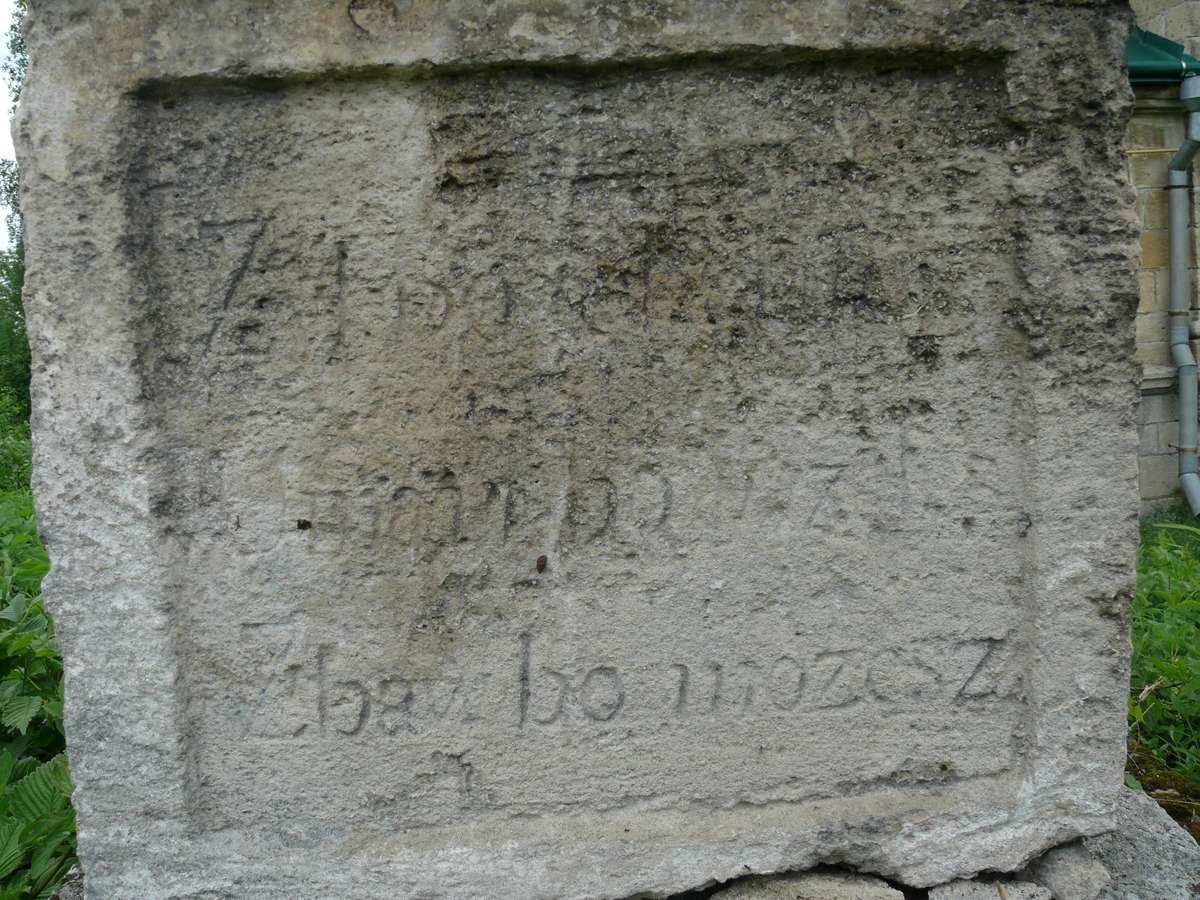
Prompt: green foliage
<box><xmin>0</xmin><ymin>2</ymin><xmax>28</xmax><ymax>413</ymax></box>
<box><xmin>0</xmin><ymin>392</ymin><xmax>27</xmax><ymax>495</ymax></box>
<box><xmin>0</xmin><ymin>753</ymin><xmax>73</xmax><ymax>900</ymax></box>
<box><xmin>0</xmin><ymin>163</ymin><xmax>20</xmax><ymax>250</ymax></box>
<box><xmin>0</xmin><ymin>491</ymin><xmax>74</xmax><ymax>900</ymax></box>
<box><xmin>2</xmin><ymin>0</ymin><xmax>24</xmax><ymax>115</ymax></box>
<box><xmin>0</xmin><ymin>247</ymin><xmax>27</xmax><ymax>417</ymax></box>
<box><xmin>1131</xmin><ymin>505</ymin><xmax>1200</xmax><ymax>787</ymax></box>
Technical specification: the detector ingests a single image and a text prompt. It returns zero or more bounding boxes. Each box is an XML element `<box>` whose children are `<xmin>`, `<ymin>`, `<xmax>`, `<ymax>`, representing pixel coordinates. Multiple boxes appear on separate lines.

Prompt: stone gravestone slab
<box><xmin>18</xmin><ymin>2</ymin><xmax>1138</xmax><ymax>898</ymax></box>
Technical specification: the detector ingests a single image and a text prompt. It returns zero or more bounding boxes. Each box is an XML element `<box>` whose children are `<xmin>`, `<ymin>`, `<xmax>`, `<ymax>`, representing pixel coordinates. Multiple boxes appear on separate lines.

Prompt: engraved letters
<box><xmin>244</xmin><ymin>629</ymin><xmax>1020</xmax><ymax>740</ymax></box>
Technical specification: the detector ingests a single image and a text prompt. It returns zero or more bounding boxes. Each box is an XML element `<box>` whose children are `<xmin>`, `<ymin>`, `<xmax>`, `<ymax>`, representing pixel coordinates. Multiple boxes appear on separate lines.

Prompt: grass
<box><xmin>1130</xmin><ymin>500</ymin><xmax>1200</xmax><ymax>840</ymax></box>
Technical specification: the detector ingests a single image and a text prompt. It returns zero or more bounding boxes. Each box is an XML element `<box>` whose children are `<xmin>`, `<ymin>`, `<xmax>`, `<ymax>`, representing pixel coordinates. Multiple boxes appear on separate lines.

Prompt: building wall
<box><xmin>1128</xmin><ymin>6</ymin><xmax>1200</xmax><ymax>507</ymax></box>
<box><xmin>1127</xmin><ymin>89</ymin><xmax>1188</xmax><ymax>506</ymax></box>
<box><xmin>1134</xmin><ymin>1</ymin><xmax>1200</xmax><ymax>58</ymax></box>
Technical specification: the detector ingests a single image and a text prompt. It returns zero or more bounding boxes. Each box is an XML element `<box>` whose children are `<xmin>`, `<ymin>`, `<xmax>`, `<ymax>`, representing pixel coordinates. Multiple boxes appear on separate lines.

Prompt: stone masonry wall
<box><xmin>1127</xmin><ymin>89</ymin><xmax>1188</xmax><ymax>506</ymax></box>
<box><xmin>1131</xmin><ymin>4</ymin><xmax>1200</xmax><ymax>506</ymax></box>
<box><xmin>1135</xmin><ymin>1</ymin><xmax>1200</xmax><ymax>58</ymax></box>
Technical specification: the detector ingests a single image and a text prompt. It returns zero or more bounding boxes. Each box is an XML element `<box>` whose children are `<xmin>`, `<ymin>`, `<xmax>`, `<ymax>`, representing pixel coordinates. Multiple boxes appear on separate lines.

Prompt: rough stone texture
<box><xmin>1086</xmin><ymin>788</ymin><xmax>1200</xmax><ymax>899</ymax></box>
<box><xmin>17</xmin><ymin>2</ymin><xmax>1139</xmax><ymax>898</ymax></box>
<box><xmin>928</xmin><ymin>882</ymin><xmax>1050</xmax><ymax>900</ymax></box>
<box><xmin>47</xmin><ymin>867</ymin><xmax>83</xmax><ymax>900</ymax></box>
<box><xmin>1019</xmin><ymin>841</ymin><xmax>1110</xmax><ymax>900</ymax></box>
<box><xmin>709</xmin><ymin>870</ymin><xmax>903</xmax><ymax>899</ymax></box>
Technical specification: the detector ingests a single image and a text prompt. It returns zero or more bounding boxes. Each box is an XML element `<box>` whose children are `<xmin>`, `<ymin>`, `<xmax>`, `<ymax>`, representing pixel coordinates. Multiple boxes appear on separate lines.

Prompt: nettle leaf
<box><xmin>25</xmin><ymin>838</ymin><xmax>75</xmax><ymax>900</ymax></box>
<box><xmin>0</xmin><ymin>598</ymin><xmax>21</xmax><ymax>624</ymax></box>
<box><xmin>12</xmin><ymin>558</ymin><xmax>47</xmax><ymax>586</ymax></box>
<box><xmin>0</xmin><ymin>818</ymin><xmax>21</xmax><ymax>880</ymax></box>
<box><xmin>0</xmin><ymin>696</ymin><xmax>39</xmax><ymax>735</ymax></box>
<box><xmin>27</xmin><ymin>824</ymin><xmax>69</xmax><ymax>882</ymax></box>
<box><xmin>4</xmin><ymin>634</ymin><xmax>35</xmax><ymax>656</ymax></box>
<box><xmin>40</xmin><ymin>700</ymin><xmax>62</xmax><ymax>733</ymax></box>
<box><xmin>10</xmin><ymin>758</ymin><xmax>38</xmax><ymax>784</ymax></box>
<box><xmin>26</xmin><ymin>807</ymin><xmax>72</xmax><ymax>846</ymax></box>
<box><xmin>18</xmin><ymin>614</ymin><xmax>46</xmax><ymax>637</ymax></box>
<box><xmin>0</xmin><ymin>751</ymin><xmax>15</xmax><ymax>791</ymax></box>
<box><xmin>9</xmin><ymin>755</ymin><xmax>69</xmax><ymax>823</ymax></box>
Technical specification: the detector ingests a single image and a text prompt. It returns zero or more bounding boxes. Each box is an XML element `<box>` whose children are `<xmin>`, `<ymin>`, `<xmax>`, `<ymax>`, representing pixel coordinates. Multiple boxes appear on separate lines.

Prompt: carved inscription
<box><xmin>237</xmin><ymin>626</ymin><xmax>1021</xmax><ymax>739</ymax></box>
<box><xmin>519</xmin><ymin>634</ymin><xmax>626</xmax><ymax>725</ymax></box>
<box><xmin>322</xmin><ymin>662</ymin><xmax>494</xmax><ymax>737</ymax></box>
<box><xmin>325</xmin><ymin>464</ymin><xmax>674</xmax><ymax>562</ymax></box>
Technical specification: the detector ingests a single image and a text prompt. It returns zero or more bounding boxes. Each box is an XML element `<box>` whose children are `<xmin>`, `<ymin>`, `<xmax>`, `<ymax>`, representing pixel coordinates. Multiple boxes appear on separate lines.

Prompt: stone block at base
<box><xmin>1019</xmin><ymin>841</ymin><xmax>1110</xmax><ymax>900</ymax></box>
<box><xmin>928</xmin><ymin>881</ymin><xmax>1051</xmax><ymax>900</ymax></box>
<box><xmin>711</xmin><ymin>871</ymin><xmax>903</xmax><ymax>900</ymax></box>
<box><xmin>1087</xmin><ymin>788</ymin><xmax>1200</xmax><ymax>900</ymax></box>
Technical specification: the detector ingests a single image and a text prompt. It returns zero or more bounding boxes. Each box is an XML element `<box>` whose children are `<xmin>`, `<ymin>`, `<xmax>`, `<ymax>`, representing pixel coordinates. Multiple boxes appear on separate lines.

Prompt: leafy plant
<box><xmin>0</xmin><ymin>0</ymin><xmax>28</xmax><ymax>414</ymax></box>
<box><xmin>0</xmin><ymin>493</ymin><xmax>74</xmax><ymax>899</ymax></box>
<box><xmin>0</xmin><ymin>494</ymin><xmax>57</xmax><ymax>751</ymax></box>
<box><xmin>1131</xmin><ymin>508</ymin><xmax>1200</xmax><ymax>787</ymax></box>
<box><xmin>2</xmin><ymin>0</ymin><xmax>24</xmax><ymax>118</ymax></box>
<box><xmin>0</xmin><ymin>752</ymin><xmax>73</xmax><ymax>900</ymax></box>
<box><xmin>0</xmin><ymin>249</ymin><xmax>27</xmax><ymax>418</ymax></box>
<box><xmin>0</xmin><ymin>392</ymin><xmax>28</xmax><ymax>495</ymax></box>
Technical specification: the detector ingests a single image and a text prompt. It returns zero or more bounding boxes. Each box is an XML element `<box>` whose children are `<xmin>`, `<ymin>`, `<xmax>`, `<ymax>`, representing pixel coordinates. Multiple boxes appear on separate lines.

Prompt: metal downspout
<box><xmin>1170</xmin><ymin>78</ymin><xmax>1200</xmax><ymax>513</ymax></box>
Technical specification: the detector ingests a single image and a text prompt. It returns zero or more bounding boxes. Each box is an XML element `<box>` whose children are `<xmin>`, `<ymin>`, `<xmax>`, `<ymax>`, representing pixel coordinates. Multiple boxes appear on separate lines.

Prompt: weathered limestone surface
<box><xmin>1019</xmin><ymin>841</ymin><xmax>1111</xmax><ymax>900</ymax></box>
<box><xmin>710</xmin><ymin>871</ymin><xmax>904</xmax><ymax>899</ymax></box>
<box><xmin>46</xmin><ymin>867</ymin><xmax>82</xmax><ymax>900</ymax></box>
<box><xmin>928</xmin><ymin>881</ymin><xmax>1051</xmax><ymax>900</ymax></box>
<box><xmin>1087</xmin><ymin>788</ymin><xmax>1200</xmax><ymax>899</ymax></box>
<box><xmin>17</xmin><ymin>2</ymin><xmax>1139</xmax><ymax>898</ymax></box>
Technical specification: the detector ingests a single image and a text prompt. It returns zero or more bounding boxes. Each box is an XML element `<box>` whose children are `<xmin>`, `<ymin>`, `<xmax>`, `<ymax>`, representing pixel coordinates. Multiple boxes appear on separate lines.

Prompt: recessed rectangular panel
<box><xmin>135</xmin><ymin>65</ymin><xmax>1029</xmax><ymax>835</ymax></box>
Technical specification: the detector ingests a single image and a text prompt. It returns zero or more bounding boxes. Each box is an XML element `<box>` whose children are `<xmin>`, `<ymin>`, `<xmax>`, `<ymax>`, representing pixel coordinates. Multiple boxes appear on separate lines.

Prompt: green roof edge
<box><xmin>1128</xmin><ymin>26</ymin><xmax>1200</xmax><ymax>84</ymax></box>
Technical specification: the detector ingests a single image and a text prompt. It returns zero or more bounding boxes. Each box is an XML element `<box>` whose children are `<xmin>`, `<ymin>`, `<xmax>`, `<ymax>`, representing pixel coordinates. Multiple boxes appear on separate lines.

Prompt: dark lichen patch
<box><xmin>906</xmin><ymin>334</ymin><xmax>942</xmax><ymax>371</ymax></box>
<box><xmin>1128</xmin><ymin>741</ymin><xmax>1200</xmax><ymax>843</ymax></box>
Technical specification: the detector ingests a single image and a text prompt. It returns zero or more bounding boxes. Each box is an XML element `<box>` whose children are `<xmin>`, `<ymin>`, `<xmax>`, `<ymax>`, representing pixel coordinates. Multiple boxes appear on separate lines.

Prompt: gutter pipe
<box><xmin>1128</xmin><ymin>27</ymin><xmax>1200</xmax><ymax>84</ymax></box>
<box><xmin>1169</xmin><ymin>78</ymin><xmax>1200</xmax><ymax>513</ymax></box>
